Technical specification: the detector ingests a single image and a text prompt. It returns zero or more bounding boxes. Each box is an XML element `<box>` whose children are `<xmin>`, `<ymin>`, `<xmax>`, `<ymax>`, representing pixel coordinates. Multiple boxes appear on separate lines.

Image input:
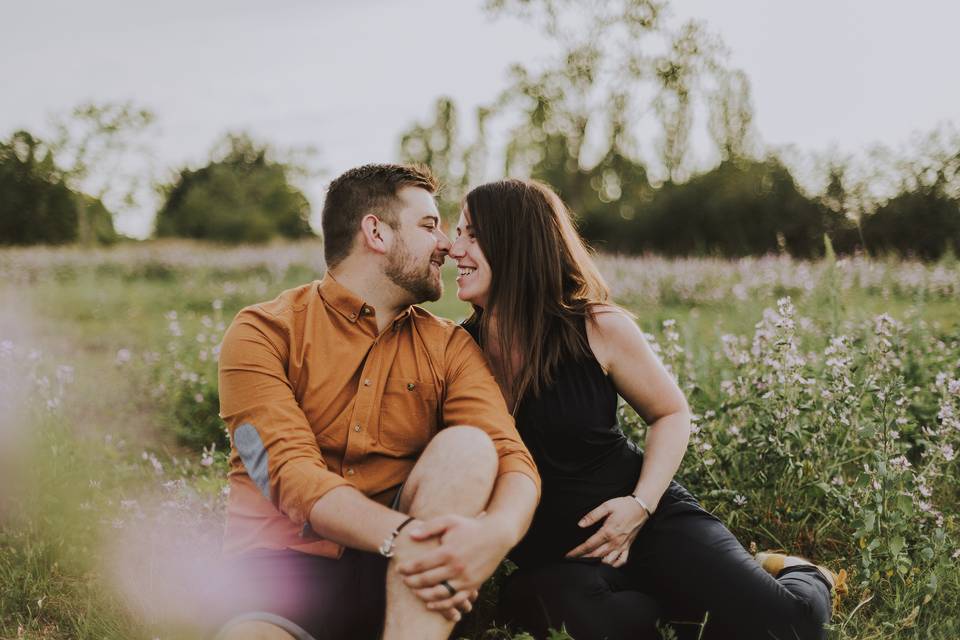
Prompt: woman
<box><xmin>448</xmin><ymin>179</ymin><xmax>845</xmax><ymax>640</ymax></box>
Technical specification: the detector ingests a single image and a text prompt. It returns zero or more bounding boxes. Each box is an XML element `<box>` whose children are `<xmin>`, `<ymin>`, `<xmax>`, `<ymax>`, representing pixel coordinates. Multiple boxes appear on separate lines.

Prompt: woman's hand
<box><xmin>565</xmin><ymin>496</ymin><xmax>650</xmax><ymax>567</ymax></box>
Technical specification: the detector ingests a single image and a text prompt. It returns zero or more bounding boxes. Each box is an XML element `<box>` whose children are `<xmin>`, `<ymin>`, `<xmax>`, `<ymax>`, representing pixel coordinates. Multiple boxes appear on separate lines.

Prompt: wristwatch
<box><xmin>379</xmin><ymin>516</ymin><xmax>416</xmax><ymax>558</ymax></box>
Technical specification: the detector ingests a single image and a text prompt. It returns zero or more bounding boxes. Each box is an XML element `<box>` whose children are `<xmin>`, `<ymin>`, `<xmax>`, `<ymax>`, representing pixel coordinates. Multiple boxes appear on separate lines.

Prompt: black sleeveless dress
<box><xmin>465</xmin><ymin>319</ymin><xmax>645</xmax><ymax>568</ymax></box>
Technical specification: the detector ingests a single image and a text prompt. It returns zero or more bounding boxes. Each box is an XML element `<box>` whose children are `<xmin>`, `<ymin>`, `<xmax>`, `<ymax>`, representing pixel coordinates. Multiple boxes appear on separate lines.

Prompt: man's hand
<box><xmin>565</xmin><ymin>496</ymin><xmax>649</xmax><ymax>567</ymax></box>
<box><xmin>396</xmin><ymin>514</ymin><xmax>514</xmax><ymax>616</ymax></box>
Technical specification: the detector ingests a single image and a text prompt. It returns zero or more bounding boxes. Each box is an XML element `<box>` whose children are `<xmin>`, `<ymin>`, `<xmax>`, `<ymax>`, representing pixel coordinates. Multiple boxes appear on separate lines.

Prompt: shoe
<box><xmin>755</xmin><ymin>551</ymin><xmax>848</xmax><ymax>611</ymax></box>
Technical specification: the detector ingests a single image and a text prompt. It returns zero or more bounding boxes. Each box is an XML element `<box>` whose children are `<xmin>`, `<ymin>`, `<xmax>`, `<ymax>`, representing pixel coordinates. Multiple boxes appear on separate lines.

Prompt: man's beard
<box><xmin>385</xmin><ymin>237</ymin><xmax>442</xmax><ymax>303</ymax></box>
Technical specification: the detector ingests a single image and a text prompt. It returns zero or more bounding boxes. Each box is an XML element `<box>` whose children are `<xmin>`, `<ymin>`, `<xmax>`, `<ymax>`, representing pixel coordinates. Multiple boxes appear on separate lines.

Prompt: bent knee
<box><xmin>431</xmin><ymin>425</ymin><xmax>497</xmax><ymax>467</ymax></box>
<box><xmin>215</xmin><ymin>620</ymin><xmax>297</xmax><ymax>640</ymax></box>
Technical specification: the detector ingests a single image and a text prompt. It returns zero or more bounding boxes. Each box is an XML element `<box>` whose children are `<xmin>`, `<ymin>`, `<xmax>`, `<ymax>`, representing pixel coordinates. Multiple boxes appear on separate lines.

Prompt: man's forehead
<box><xmin>395</xmin><ymin>186</ymin><xmax>439</xmax><ymax>219</ymax></box>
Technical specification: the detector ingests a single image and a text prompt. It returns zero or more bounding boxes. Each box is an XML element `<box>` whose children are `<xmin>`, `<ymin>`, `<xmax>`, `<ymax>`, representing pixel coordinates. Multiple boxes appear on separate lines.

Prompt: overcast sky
<box><xmin>2</xmin><ymin>0</ymin><xmax>958</xmax><ymax>237</ymax></box>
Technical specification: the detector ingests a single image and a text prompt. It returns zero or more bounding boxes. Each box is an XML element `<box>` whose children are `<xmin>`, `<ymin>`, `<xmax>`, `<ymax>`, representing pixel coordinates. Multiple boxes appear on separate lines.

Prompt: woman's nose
<box><xmin>449</xmin><ymin>236</ymin><xmax>465</xmax><ymax>257</ymax></box>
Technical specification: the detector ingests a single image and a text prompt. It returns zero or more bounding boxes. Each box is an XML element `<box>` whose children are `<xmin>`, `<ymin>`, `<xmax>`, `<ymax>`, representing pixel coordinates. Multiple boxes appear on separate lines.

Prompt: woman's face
<box><xmin>449</xmin><ymin>208</ymin><xmax>492</xmax><ymax>308</ymax></box>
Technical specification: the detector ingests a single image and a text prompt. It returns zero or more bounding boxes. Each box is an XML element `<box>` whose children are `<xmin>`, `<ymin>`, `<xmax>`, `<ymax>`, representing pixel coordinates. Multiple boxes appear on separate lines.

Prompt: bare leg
<box><xmin>215</xmin><ymin>620</ymin><xmax>296</xmax><ymax>640</ymax></box>
<box><xmin>382</xmin><ymin>425</ymin><xmax>499</xmax><ymax>640</ymax></box>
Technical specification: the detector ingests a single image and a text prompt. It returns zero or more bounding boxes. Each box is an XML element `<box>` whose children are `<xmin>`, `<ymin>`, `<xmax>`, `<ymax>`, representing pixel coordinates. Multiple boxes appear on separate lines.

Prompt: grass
<box><xmin>1</xmin><ymin>241</ymin><xmax>959</xmax><ymax>639</ymax></box>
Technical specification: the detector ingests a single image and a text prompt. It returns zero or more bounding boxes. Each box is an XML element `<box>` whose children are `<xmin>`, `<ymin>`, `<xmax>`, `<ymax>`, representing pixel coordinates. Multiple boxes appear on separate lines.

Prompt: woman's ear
<box><xmin>359</xmin><ymin>213</ymin><xmax>390</xmax><ymax>255</ymax></box>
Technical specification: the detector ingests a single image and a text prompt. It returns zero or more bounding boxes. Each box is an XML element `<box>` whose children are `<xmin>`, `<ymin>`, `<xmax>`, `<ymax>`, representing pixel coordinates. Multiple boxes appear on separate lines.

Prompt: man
<box><xmin>214</xmin><ymin>164</ymin><xmax>540</xmax><ymax>640</ymax></box>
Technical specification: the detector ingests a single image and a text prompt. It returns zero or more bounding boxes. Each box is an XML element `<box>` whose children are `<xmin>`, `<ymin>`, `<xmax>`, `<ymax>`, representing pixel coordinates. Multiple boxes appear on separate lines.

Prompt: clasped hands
<box><xmin>395</xmin><ymin>513</ymin><xmax>514</xmax><ymax>623</ymax></box>
<box><xmin>565</xmin><ymin>496</ymin><xmax>650</xmax><ymax>567</ymax></box>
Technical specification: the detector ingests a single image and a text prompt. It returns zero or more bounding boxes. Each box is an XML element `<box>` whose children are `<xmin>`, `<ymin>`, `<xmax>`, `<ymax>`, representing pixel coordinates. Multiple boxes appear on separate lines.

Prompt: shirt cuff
<box><xmin>497</xmin><ymin>456</ymin><xmax>542</xmax><ymax>499</ymax></box>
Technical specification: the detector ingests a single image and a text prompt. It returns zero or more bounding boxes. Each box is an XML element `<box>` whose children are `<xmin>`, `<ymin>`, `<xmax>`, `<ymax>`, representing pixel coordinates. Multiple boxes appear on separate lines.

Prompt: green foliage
<box><xmin>4</xmin><ymin>244</ymin><xmax>960</xmax><ymax>639</ymax></box>
<box><xmin>605</xmin><ymin>158</ymin><xmax>852</xmax><ymax>257</ymax></box>
<box><xmin>0</xmin><ymin>124</ymin><xmax>125</xmax><ymax>247</ymax></box>
<box><xmin>862</xmin><ymin>185</ymin><xmax>960</xmax><ymax>260</ymax></box>
<box><xmin>0</xmin><ymin>131</ymin><xmax>79</xmax><ymax>245</ymax></box>
<box><xmin>152</xmin><ymin>305</ymin><xmax>230</xmax><ymax>451</ymax></box>
<box><xmin>155</xmin><ymin>133</ymin><xmax>314</xmax><ymax>243</ymax></box>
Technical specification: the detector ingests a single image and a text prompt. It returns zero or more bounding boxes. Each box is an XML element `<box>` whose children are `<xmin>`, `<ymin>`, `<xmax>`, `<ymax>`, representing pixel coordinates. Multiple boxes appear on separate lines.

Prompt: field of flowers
<box><xmin>1</xmin><ymin>240</ymin><xmax>958</xmax><ymax>639</ymax></box>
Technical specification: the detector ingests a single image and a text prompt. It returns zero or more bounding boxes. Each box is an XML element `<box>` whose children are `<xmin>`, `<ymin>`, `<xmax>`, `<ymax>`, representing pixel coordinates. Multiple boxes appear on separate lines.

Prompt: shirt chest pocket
<box><xmin>378</xmin><ymin>379</ymin><xmax>439</xmax><ymax>455</ymax></box>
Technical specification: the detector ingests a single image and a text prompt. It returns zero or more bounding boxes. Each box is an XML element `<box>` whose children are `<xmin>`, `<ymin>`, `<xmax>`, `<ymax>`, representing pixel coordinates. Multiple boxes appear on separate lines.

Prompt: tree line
<box><xmin>2</xmin><ymin>0</ymin><xmax>958</xmax><ymax>258</ymax></box>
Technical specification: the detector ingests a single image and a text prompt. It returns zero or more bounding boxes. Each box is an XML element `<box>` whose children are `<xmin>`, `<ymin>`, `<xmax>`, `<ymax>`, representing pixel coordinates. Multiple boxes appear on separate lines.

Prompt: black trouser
<box><xmin>498</xmin><ymin>482</ymin><xmax>832</xmax><ymax>640</ymax></box>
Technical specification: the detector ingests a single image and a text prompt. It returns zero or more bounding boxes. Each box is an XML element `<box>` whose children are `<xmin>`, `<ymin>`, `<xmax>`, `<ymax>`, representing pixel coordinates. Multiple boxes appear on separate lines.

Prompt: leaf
<box><xmin>897</xmin><ymin>494</ymin><xmax>913</xmax><ymax>515</ymax></box>
<box><xmin>888</xmin><ymin>535</ymin><xmax>905</xmax><ymax>556</ymax></box>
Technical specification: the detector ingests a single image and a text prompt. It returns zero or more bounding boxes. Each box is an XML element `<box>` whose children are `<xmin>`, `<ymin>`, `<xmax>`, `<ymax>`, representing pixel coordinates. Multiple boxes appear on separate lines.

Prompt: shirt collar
<box><xmin>318</xmin><ymin>273</ymin><xmax>413</xmax><ymax>326</ymax></box>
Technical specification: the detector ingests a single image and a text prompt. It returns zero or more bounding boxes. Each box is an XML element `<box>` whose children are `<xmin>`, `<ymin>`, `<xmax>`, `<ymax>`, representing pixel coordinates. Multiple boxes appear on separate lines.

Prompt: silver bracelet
<box><xmin>379</xmin><ymin>516</ymin><xmax>415</xmax><ymax>558</ymax></box>
<box><xmin>630</xmin><ymin>493</ymin><xmax>655</xmax><ymax>516</ymax></box>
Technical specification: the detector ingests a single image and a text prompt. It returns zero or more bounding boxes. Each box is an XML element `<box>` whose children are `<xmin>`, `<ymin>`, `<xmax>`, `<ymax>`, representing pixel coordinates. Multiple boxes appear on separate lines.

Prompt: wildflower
<box><xmin>942</xmin><ymin>444</ymin><xmax>955</xmax><ymax>462</ymax></box>
<box><xmin>952</xmin><ymin>549</ymin><xmax>960</xmax><ymax>560</ymax></box>
<box><xmin>201</xmin><ymin>443</ymin><xmax>216</xmax><ymax>466</ymax></box>
<box><xmin>194</xmin><ymin>393</ymin><xmax>204</xmax><ymax>403</ymax></box>
<box><xmin>949</xmin><ymin>379</ymin><xmax>960</xmax><ymax>396</ymax></box>
<box><xmin>115</xmin><ymin>348</ymin><xmax>132</xmax><ymax>364</ymax></box>
<box><xmin>889</xmin><ymin>456</ymin><xmax>911</xmax><ymax>472</ymax></box>
<box><xmin>734</xmin><ymin>494</ymin><xmax>747</xmax><ymax>506</ymax></box>
<box><xmin>213</xmin><ymin>299</ymin><xmax>224</xmax><ymax>311</ymax></box>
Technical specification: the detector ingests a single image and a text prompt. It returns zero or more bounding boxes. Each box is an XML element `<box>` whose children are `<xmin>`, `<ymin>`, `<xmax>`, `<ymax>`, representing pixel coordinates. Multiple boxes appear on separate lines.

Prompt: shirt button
<box><xmin>362</xmin><ymin>307</ymin><xmax>372</xmax><ymax>315</ymax></box>
<box><xmin>363</xmin><ymin>378</ymin><xmax>371</xmax><ymax>386</ymax></box>
<box><xmin>406</xmin><ymin>382</ymin><xmax>415</xmax><ymax>391</ymax></box>
<box><xmin>346</xmin><ymin>467</ymin><xmax>355</xmax><ymax>476</ymax></box>
<box><xmin>354</xmin><ymin>424</ymin><xmax>361</xmax><ymax>432</ymax></box>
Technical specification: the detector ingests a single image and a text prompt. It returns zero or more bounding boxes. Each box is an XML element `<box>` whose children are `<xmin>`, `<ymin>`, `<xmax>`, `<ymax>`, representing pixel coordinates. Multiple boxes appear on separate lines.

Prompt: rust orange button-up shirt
<box><xmin>218</xmin><ymin>274</ymin><xmax>539</xmax><ymax>558</ymax></box>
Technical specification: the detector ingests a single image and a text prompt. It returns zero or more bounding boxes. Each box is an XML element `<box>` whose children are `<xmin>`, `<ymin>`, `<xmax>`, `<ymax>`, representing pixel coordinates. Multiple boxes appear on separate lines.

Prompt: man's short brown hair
<box><xmin>321</xmin><ymin>164</ymin><xmax>438</xmax><ymax>268</ymax></box>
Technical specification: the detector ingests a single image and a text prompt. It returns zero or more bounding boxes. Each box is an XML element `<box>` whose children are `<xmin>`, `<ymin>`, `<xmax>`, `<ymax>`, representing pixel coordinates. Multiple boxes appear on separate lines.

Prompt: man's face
<box><xmin>383</xmin><ymin>187</ymin><xmax>450</xmax><ymax>303</ymax></box>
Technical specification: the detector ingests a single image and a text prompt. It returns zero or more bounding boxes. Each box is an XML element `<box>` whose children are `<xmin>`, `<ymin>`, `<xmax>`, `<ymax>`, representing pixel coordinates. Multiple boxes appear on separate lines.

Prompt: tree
<box><xmin>0</xmin><ymin>131</ymin><xmax>78</xmax><ymax>245</ymax></box>
<box><xmin>47</xmin><ymin>101</ymin><xmax>155</xmax><ymax>243</ymax></box>
<box><xmin>622</xmin><ymin>158</ymin><xmax>850</xmax><ymax>258</ymax></box>
<box><xmin>155</xmin><ymin>133</ymin><xmax>314</xmax><ymax>243</ymax></box>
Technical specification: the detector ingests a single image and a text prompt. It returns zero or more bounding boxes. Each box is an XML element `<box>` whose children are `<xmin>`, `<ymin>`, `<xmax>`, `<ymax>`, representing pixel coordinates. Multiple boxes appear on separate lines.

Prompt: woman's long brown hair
<box><xmin>463</xmin><ymin>179</ymin><xmax>612</xmax><ymax>411</ymax></box>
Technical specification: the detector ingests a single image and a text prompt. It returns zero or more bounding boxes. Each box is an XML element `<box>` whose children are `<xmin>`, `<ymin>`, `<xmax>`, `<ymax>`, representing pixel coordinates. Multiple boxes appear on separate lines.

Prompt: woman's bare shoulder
<box><xmin>585</xmin><ymin>304</ymin><xmax>642</xmax><ymax>372</ymax></box>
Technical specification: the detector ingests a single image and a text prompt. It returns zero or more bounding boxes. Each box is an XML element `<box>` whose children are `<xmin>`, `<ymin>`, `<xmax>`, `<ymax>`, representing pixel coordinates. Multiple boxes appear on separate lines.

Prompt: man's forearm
<box><xmin>308</xmin><ymin>485</ymin><xmax>410</xmax><ymax>553</ymax></box>
<box><xmin>308</xmin><ymin>471</ymin><xmax>537</xmax><ymax>555</ymax></box>
<box><xmin>478</xmin><ymin>471</ymin><xmax>539</xmax><ymax>546</ymax></box>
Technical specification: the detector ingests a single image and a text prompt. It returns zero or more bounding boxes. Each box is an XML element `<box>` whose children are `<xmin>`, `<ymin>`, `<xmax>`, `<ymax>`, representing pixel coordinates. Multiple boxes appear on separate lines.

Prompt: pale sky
<box><xmin>2</xmin><ymin>0</ymin><xmax>958</xmax><ymax>237</ymax></box>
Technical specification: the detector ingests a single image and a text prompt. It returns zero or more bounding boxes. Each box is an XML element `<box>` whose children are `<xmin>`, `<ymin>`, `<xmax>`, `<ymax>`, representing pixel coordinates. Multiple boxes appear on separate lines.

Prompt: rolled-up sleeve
<box><xmin>441</xmin><ymin>327</ymin><xmax>541</xmax><ymax>497</ymax></box>
<box><xmin>219</xmin><ymin>309</ymin><xmax>352</xmax><ymax>526</ymax></box>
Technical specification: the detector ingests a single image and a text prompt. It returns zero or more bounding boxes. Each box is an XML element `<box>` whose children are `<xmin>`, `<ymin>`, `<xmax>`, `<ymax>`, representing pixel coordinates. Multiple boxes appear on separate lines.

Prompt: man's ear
<box><xmin>359</xmin><ymin>213</ymin><xmax>391</xmax><ymax>255</ymax></box>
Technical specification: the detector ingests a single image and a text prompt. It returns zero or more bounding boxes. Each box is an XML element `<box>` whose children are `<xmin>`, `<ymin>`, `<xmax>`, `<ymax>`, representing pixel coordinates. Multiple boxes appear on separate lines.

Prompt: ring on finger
<box><xmin>441</xmin><ymin>580</ymin><xmax>456</xmax><ymax>598</ymax></box>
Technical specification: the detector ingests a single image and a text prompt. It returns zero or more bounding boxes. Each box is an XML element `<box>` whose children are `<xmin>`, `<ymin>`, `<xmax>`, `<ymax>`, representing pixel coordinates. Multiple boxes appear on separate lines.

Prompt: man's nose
<box><xmin>436</xmin><ymin>228</ymin><xmax>452</xmax><ymax>253</ymax></box>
